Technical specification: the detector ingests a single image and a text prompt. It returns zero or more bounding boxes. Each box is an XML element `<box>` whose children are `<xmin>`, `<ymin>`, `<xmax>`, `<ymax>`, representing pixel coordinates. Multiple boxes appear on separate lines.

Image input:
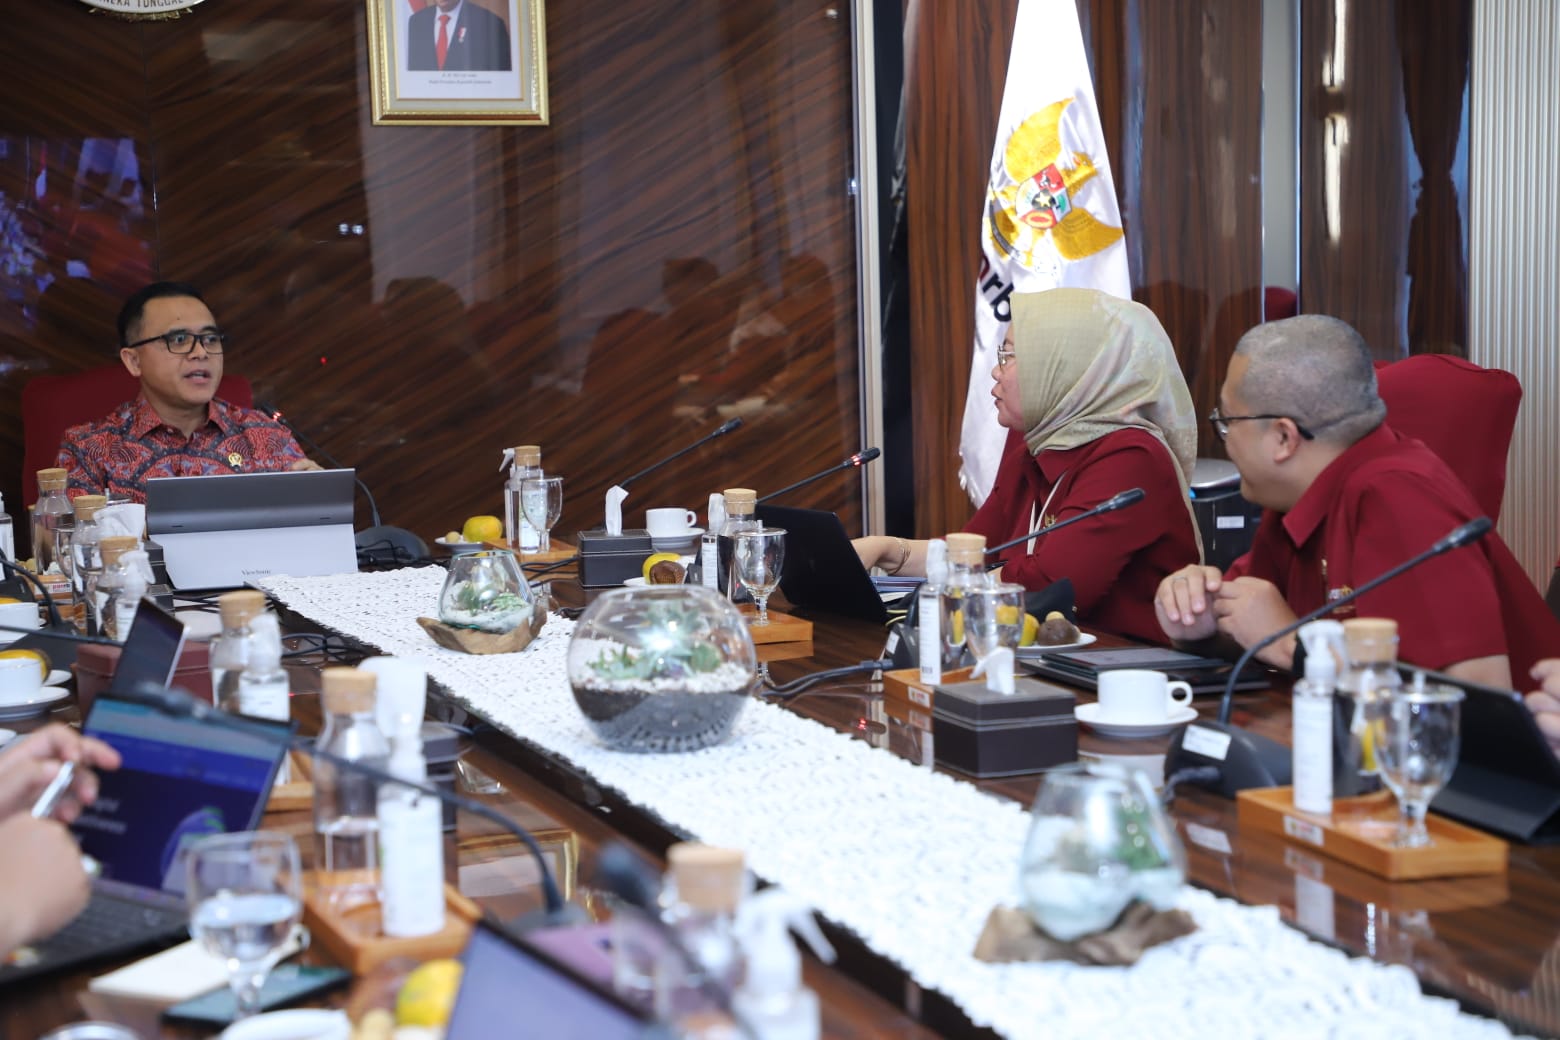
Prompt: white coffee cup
<box><xmin>1096</xmin><ymin>669</ymin><xmax>1193</xmax><ymax>722</ymax></box>
<box><xmin>0</xmin><ymin>655</ymin><xmax>44</xmax><ymax>704</ymax></box>
<box><xmin>645</xmin><ymin>508</ymin><xmax>698</xmax><ymax>537</ymax></box>
<box><xmin>0</xmin><ymin>601</ymin><xmax>41</xmax><ymax>639</ymax></box>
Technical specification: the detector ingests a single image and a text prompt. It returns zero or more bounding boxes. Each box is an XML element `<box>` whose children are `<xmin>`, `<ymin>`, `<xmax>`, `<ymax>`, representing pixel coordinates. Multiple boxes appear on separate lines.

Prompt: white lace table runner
<box><xmin>262</xmin><ymin>569</ymin><xmax>1522</xmax><ymax>1039</ymax></box>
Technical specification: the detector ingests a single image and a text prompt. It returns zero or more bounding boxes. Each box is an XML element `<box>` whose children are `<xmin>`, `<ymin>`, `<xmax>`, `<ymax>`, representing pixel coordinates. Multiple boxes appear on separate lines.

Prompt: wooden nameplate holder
<box><xmin>264</xmin><ymin>752</ymin><xmax>314</xmax><ymax>814</ymax></box>
<box><xmin>1237</xmin><ymin>786</ymin><xmax>1508</xmax><ymax>880</ymax></box>
<box><xmin>302</xmin><ymin>876</ymin><xmax>481</xmax><ymax>974</ymax></box>
<box><xmin>737</xmin><ymin>605</ymin><xmax>812</xmax><ymax>644</ymax></box>
<box><xmin>486</xmin><ymin>538</ymin><xmax>577</xmax><ymax>566</ymax></box>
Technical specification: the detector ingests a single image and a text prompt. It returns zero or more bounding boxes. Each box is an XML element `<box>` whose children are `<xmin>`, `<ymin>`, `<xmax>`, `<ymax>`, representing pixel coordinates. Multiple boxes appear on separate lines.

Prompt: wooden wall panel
<box><xmin>1298</xmin><ymin>0</ymin><xmax>1471</xmax><ymax>359</ymax></box>
<box><xmin>0</xmin><ymin>0</ymin><xmax>861</xmax><ymax>548</ymax></box>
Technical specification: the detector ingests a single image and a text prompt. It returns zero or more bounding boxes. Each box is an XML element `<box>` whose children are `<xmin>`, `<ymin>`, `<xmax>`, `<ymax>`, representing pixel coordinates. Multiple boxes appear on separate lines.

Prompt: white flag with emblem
<box><xmin>957</xmin><ymin>0</ymin><xmax>1131</xmax><ymax>505</ymax></box>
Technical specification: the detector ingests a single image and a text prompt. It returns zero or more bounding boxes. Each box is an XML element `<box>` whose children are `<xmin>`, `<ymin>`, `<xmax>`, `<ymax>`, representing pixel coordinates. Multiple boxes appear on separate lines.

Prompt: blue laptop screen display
<box><xmin>73</xmin><ymin>699</ymin><xmax>287</xmax><ymax>893</ymax></box>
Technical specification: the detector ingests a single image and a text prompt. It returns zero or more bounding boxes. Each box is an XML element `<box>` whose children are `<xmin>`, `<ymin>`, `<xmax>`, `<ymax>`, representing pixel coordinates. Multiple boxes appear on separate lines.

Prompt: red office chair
<box><xmin>1374</xmin><ymin>355</ymin><xmax>1521</xmax><ymax>524</ymax></box>
<box><xmin>21</xmin><ymin>364</ymin><xmax>254</xmax><ymax>507</ymax></box>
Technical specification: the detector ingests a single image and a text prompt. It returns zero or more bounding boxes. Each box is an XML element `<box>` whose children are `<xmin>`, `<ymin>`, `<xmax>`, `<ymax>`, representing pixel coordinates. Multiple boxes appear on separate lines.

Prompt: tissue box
<box><xmin>931</xmin><ymin>678</ymin><xmax>1078</xmax><ymax>778</ymax></box>
<box><xmin>576</xmin><ymin>528</ymin><xmax>654</xmax><ymax>588</ymax></box>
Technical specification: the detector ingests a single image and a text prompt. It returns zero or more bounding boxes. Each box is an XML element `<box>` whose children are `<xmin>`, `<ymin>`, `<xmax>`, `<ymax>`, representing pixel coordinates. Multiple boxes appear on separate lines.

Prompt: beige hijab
<box><xmin>1011</xmin><ymin>288</ymin><xmax>1200</xmax><ymax>542</ymax></box>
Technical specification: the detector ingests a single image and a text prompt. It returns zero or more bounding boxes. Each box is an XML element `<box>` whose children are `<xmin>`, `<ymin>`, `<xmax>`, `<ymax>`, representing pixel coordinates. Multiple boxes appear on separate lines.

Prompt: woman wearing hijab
<box><xmin>854</xmin><ymin>288</ymin><xmax>1201</xmax><ymax>644</ymax></box>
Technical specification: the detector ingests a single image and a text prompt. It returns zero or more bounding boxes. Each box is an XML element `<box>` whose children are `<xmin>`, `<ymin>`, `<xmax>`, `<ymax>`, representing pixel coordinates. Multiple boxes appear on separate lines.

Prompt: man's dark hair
<box><xmin>117</xmin><ymin>281</ymin><xmax>208</xmax><ymax>348</ymax></box>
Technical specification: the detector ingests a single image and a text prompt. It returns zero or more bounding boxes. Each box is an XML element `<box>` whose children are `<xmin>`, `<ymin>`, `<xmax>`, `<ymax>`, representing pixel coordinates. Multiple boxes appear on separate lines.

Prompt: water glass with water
<box><xmin>520</xmin><ymin>475</ymin><xmax>564</xmax><ymax>553</ymax></box>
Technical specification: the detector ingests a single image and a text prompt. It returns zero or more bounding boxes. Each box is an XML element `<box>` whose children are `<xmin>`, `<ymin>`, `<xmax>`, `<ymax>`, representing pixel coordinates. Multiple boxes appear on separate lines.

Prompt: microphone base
<box><xmin>356</xmin><ymin>525</ymin><xmax>430</xmax><ymax>567</ymax></box>
<box><xmin>512</xmin><ymin>901</ymin><xmax>593</xmax><ymax>932</ymax></box>
<box><xmin>1165</xmin><ymin>721</ymin><xmax>1292</xmax><ymax>798</ymax></box>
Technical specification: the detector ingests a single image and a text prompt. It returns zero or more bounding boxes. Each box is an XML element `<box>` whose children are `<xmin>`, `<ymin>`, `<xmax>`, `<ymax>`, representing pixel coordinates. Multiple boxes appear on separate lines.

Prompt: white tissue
<box><xmin>707</xmin><ymin>492</ymin><xmax>727</xmax><ymax>533</ymax></box>
<box><xmin>604</xmin><ymin>485</ymin><xmax>629</xmax><ymax>536</ymax></box>
<box><xmin>95</xmin><ymin>502</ymin><xmax>145</xmax><ymax>541</ymax></box>
<box><xmin>972</xmin><ymin>647</ymin><xmax>1016</xmax><ymax>695</ymax></box>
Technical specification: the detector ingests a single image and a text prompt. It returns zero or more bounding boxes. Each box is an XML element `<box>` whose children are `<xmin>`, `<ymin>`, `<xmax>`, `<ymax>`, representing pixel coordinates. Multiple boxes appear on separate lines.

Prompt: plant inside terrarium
<box><xmin>440</xmin><ymin>571</ymin><xmax>531</xmax><ymax>632</ymax></box>
<box><xmin>587</xmin><ymin>599</ymin><xmax>728</xmax><ymax>682</ymax></box>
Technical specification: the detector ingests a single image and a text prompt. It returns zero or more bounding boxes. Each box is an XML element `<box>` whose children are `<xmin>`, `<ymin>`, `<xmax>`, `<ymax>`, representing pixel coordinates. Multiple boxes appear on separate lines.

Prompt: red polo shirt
<box><xmin>58</xmin><ymin>395</ymin><xmax>306</xmax><ymax>504</ymax></box>
<box><xmin>1227</xmin><ymin>423</ymin><xmax>1560</xmax><ymax>680</ymax></box>
<box><xmin>966</xmin><ymin>428</ymin><xmax>1198</xmax><ymax>644</ymax></box>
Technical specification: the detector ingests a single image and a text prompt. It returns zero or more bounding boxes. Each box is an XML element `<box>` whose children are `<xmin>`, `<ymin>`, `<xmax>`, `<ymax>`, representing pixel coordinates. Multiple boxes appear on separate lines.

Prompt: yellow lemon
<box><xmin>642</xmin><ymin>552</ymin><xmax>682</xmax><ymax>581</ymax></box>
<box><xmin>395</xmin><ymin>958</ymin><xmax>463</xmax><ymax>1027</ymax></box>
<box><xmin>949</xmin><ymin>608</ymin><xmax>964</xmax><ymax>646</ymax></box>
<box><xmin>461</xmin><ymin>515</ymin><xmax>502</xmax><ymax>544</ymax></box>
<box><xmin>1019</xmin><ymin>613</ymin><xmax>1040</xmax><ymax>647</ymax></box>
<box><xmin>996</xmin><ymin>605</ymin><xmax>1021</xmax><ymax>626</ymax></box>
<box><xmin>0</xmin><ymin>648</ymin><xmax>48</xmax><ymax>679</ymax></box>
<box><xmin>0</xmin><ymin>596</ymin><xmax>18</xmax><ymax>604</ymax></box>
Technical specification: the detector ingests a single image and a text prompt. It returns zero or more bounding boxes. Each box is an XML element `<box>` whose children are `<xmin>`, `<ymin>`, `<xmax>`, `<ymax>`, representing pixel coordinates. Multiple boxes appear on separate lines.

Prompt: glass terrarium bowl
<box><xmin>438</xmin><ymin>550</ymin><xmax>535</xmax><ymax>633</ymax></box>
<box><xmin>567</xmin><ymin>585</ymin><xmax>758</xmax><ymax>753</ymax></box>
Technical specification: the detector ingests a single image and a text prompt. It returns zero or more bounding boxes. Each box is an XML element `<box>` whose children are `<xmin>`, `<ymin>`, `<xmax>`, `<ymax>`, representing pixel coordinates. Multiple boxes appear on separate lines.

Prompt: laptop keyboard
<box><xmin>0</xmin><ymin>891</ymin><xmax>186</xmax><ymax>981</ymax></box>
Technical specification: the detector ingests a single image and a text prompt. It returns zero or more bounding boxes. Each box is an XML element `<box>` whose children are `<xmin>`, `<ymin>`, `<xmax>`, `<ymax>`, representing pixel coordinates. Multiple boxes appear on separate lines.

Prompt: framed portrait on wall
<box><xmin>366</xmin><ymin>0</ymin><xmax>549</xmax><ymax>125</ymax></box>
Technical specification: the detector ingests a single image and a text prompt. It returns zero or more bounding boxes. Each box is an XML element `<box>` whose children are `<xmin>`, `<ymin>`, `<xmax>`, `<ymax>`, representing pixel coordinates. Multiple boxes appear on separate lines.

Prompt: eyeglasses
<box><xmin>1207</xmin><ymin>406</ymin><xmax>1315</xmax><ymax>442</ymax></box>
<box><xmin>125</xmin><ymin>329</ymin><xmax>227</xmax><ymax>355</ymax></box>
<box><xmin>996</xmin><ymin>349</ymin><xmax>1017</xmax><ymax>369</ymax></box>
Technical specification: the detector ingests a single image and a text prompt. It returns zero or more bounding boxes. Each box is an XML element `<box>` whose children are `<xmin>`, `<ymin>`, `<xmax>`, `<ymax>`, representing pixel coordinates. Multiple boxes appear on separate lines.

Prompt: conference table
<box><xmin>6</xmin><ymin>567</ymin><xmax>1560</xmax><ymax>1039</ymax></box>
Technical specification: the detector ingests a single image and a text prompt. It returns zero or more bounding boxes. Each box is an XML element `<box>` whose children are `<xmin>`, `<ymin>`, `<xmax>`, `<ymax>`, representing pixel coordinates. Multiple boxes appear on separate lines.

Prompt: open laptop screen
<box><xmin>73</xmin><ymin>698</ymin><xmax>291</xmax><ymax>893</ymax></box>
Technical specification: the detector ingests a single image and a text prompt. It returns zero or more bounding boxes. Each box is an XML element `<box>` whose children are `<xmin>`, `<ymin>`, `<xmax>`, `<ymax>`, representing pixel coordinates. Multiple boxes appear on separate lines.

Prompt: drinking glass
<box><xmin>733</xmin><ymin>528</ymin><xmax>785</xmax><ymax>625</ymax></box>
<box><xmin>185</xmin><ymin>831</ymin><xmax>304</xmax><ymax>1020</ymax></box>
<box><xmin>520</xmin><ymin>476</ymin><xmax>564</xmax><ymax>553</ymax></box>
<box><xmin>1371</xmin><ymin>682</ymin><xmax>1463</xmax><ymax>848</ymax></box>
<box><xmin>1019</xmin><ymin>762</ymin><xmax>1185</xmax><ymax>941</ymax></box>
<box><xmin>961</xmin><ymin>582</ymin><xmax>1025</xmax><ymax>669</ymax></box>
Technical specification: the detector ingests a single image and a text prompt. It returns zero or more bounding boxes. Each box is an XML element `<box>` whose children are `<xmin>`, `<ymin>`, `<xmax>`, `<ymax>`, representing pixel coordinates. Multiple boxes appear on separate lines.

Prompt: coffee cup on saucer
<box><xmin>645</xmin><ymin>508</ymin><xmax>699</xmax><ymax>538</ymax></box>
<box><xmin>0</xmin><ymin>601</ymin><xmax>41</xmax><ymax>643</ymax></box>
<box><xmin>0</xmin><ymin>653</ymin><xmax>47</xmax><ymax>705</ymax></box>
<box><xmin>1096</xmin><ymin>669</ymin><xmax>1193</xmax><ymax>723</ymax></box>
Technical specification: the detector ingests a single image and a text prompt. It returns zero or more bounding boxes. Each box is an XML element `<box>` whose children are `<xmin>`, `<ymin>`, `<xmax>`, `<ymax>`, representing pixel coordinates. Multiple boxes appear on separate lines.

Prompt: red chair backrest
<box><xmin>20</xmin><ymin>365</ymin><xmax>254</xmax><ymax>507</ymax></box>
<box><xmin>1374</xmin><ymin>355</ymin><xmax>1521</xmax><ymax>524</ymax></box>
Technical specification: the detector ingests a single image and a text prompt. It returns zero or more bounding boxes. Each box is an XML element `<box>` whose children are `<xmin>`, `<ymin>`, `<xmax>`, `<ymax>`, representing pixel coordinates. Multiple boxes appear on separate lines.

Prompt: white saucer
<box><xmin>650</xmin><ymin>527</ymin><xmax>703</xmax><ymax>551</ymax></box>
<box><xmin>220</xmin><ymin>1009</ymin><xmax>350</xmax><ymax>1040</ymax></box>
<box><xmin>1016</xmin><ymin>632</ymin><xmax>1097</xmax><ymax>659</ymax></box>
<box><xmin>1075</xmin><ymin>702</ymin><xmax>1198</xmax><ymax>739</ymax></box>
<box><xmin>43</xmin><ymin>669</ymin><xmax>69</xmax><ymax>687</ymax></box>
<box><xmin>434</xmin><ymin>536</ymin><xmax>490</xmax><ymax>553</ymax></box>
<box><xmin>0</xmin><ymin>688</ymin><xmax>72</xmax><ymax>722</ymax></box>
<box><xmin>624</xmin><ymin>576</ymin><xmax>648</xmax><ymax>587</ymax></box>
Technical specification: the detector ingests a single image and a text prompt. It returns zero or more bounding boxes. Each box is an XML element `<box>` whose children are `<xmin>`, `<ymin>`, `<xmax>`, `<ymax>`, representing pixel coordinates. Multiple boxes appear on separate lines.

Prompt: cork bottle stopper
<box><xmin>321</xmin><ymin>667</ymin><xmax>377</xmax><ymax>715</ymax></box>
<box><xmin>218</xmin><ymin>589</ymin><xmax>268</xmax><ymax>628</ymax></box>
<box><xmin>37</xmin><ymin>468</ymin><xmax>67</xmax><ymax>491</ymax></box>
<box><xmin>99</xmin><ymin>536</ymin><xmax>139</xmax><ymax>565</ymax></box>
<box><xmin>944</xmin><ymin>532</ymin><xmax>987</xmax><ymax>567</ymax></box>
<box><xmin>513</xmin><ymin>445</ymin><xmax>541</xmax><ymax>467</ymax></box>
<box><xmin>1342</xmin><ymin>618</ymin><xmax>1399</xmax><ymax>664</ymax></box>
<box><xmin>667</xmin><ymin>843</ymin><xmax>746</xmax><ymax>914</ymax></box>
<box><xmin>723</xmin><ymin>489</ymin><xmax>756</xmax><ymax>514</ymax></box>
<box><xmin>72</xmin><ymin>494</ymin><xmax>107</xmax><ymax>521</ymax></box>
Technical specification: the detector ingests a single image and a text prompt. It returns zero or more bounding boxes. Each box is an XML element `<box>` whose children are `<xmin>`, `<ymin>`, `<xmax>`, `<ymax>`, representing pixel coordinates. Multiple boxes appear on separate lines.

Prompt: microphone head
<box><xmin>1436</xmin><ymin>516</ymin><xmax>1493</xmax><ymax>552</ymax></box>
<box><xmin>714</xmin><ymin>417</ymin><xmax>744</xmax><ymax>437</ymax></box>
<box><xmin>1105</xmin><ymin>488</ymin><xmax>1146</xmax><ymax>511</ymax></box>
<box><xmin>594</xmin><ymin>843</ymin><xmax>662</xmax><ymax>912</ymax></box>
<box><xmin>851</xmin><ymin>447</ymin><xmax>882</xmax><ymax>466</ymax></box>
<box><xmin>255</xmin><ymin>399</ymin><xmax>285</xmax><ymax>422</ymax></box>
<box><xmin>124</xmin><ymin>681</ymin><xmax>204</xmax><ymax>717</ymax></box>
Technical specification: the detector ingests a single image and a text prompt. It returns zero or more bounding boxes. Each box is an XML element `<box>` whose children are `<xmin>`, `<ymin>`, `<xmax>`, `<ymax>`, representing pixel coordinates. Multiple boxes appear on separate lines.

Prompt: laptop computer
<box><xmin>145</xmin><ymin>468</ymin><xmax>358</xmax><ymax>590</ymax></box>
<box><xmin>754</xmin><ymin>504</ymin><xmax>903</xmax><ymax>623</ymax></box>
<box><xmin>1410</xmin><ymin>667</ymin><xmax>1560</xmax><ymax>844</ymax></box>
<box><xmin>0</xmin><ymin>606</ymin><xmax>291</xmax><ymax>984</ymax></box>
<box><xmin>447</xmin><ymin>920</ymin><xmax>657</xmax><ymax>1040</ymax></box>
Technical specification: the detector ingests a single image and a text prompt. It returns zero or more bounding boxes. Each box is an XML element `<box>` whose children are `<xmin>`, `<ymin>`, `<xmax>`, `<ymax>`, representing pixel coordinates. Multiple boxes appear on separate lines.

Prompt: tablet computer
<box><xmin>1022</xmin><ymin>645</ymin><xmax>1273</xmax><ymax>695</ymax></box>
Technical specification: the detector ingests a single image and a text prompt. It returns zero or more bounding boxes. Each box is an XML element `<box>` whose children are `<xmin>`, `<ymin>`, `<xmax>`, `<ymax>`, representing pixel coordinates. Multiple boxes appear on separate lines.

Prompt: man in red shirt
<box><xmin>56</xmin><ymin>282</ymin><xmax>320</xmax><ymax>503</ymax></box>
<box><xmin>1155</xmin><ymin>315</ymin><xmax>1558</xmax><ymax>689</ymax></box>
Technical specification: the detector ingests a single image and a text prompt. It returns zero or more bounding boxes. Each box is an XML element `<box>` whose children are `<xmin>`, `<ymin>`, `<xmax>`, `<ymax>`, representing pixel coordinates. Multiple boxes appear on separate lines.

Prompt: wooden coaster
<box><xmin>302</xmin><ymin>879</ymin><xmax>481</xmax><ymax>974</ymax></box>
<box><xmin>737</xmin><ymin>605</ymin><xmax>812</xmax><ymax>644</ymax></box>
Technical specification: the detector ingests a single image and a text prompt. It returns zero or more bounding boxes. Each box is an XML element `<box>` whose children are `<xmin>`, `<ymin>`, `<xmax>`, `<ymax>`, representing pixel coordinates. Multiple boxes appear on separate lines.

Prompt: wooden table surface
<box><xmin>5</xmin><ymin>576</ymin><xmax>1560</xmax><ymax>1039</ymax></box>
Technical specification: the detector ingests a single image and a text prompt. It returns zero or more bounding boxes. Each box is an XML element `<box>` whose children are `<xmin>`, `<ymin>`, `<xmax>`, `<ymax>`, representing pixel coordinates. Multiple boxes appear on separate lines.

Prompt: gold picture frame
<box><xmin>365</xmin><ymin>0</ymin><xmax>549</xmax><ymax>126</ymax></box>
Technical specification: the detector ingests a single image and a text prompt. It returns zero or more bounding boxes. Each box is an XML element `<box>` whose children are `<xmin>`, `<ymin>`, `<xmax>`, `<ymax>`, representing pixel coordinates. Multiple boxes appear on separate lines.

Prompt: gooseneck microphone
<box><xmin>119</xmin><ymin>682</ymin><xmax>584</xmax><ymax>930</ymax></box>
<box><xmin>1215</xmin><ymin>515</ymin><xmax>1493</xmax><ymax>722</ymax></box>
<box><xmin>756</xmin><ymin>447</ymin><xmax>880</xmax><ymax>505</ymax></box>
<box><xmin>256</xmin><ymin>401</ymin><xmax>383</xmax><ymax>529</ymax></box>
<box><xmin>982</xmin><ymin>487</ymin><xmax>1145</xmax><ymax>566</ymax></box>
<box><xmin>0</xmin><ymin>558</ymin><xmax>120</xmax><ymax>668</ymax></box>
<box><xmin>620</xmin><ymin>417</ymin><xmax>744</xmax><ymax>488</ymax></box>
<box><xmin>1165</xmin><ymin>516</ymin><xmax>1494</xmax><ymax>798</ymax></box>
<box><xmin>0</xmin><ymin>556</ymin><xmax>66</xmax><ymax>629</ymax></box>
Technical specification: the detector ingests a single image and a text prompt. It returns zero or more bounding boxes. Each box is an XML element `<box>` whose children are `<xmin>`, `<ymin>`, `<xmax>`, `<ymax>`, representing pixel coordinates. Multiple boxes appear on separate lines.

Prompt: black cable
<box><xmin>1161</xmin><ymin>766</ymin><xmax>1223</xmax><ymax>806</ymax></box>
<box><xmin>764</xmin><ymin>659</ymin><xmax>892</xmax><ymax>699</ymax></box>
<box><xmin>523</xmin><ymin>555</ymin><xmax>579</xmax><ymax>581</ymax></box>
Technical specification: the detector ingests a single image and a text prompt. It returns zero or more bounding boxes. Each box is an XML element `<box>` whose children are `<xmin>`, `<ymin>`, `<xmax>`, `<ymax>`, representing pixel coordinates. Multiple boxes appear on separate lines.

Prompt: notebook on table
<box><xmin>145</xmin><ymin>468</ymin><xmax>357</xmax><ymax>590</ymax></box>
<box><xmin>0</xmin><ymin>605</ymin><xmax>291</xmax><ymax>984</ymax></box>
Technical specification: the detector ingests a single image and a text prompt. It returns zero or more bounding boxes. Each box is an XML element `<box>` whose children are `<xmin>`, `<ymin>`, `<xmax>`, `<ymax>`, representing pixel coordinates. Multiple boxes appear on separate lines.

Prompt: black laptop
<box><xmin>754</xmin><ymin>504</ymin><xmax>907</xmax><ymax>623</ymax></box>
<box><xmin>0</xmin><ymin>604</ymin><xmax>292</xmax><ymax>984</ymax></box>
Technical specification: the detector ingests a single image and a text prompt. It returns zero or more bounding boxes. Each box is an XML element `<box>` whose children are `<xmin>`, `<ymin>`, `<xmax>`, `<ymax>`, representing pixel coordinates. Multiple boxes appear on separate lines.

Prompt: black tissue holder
<box><xmin>576</xmin><ymin>528</ymin><xmax>654</xmax><ymax>588</ymax></box>
<box><xmin>931</xmin><ymin>677</ymin><xmax>1079</xmax><ymax>778</ymax></box>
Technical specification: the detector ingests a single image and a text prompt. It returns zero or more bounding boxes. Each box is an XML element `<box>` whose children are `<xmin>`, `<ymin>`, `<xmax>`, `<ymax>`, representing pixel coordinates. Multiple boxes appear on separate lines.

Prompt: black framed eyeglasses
<box><xmin>125</xmin><ymin>329</ymin><xmax>227</xmax><ymax>355</ymax></box>
<box><xmin>1207</xmin><ymin>406</ymin><xmax>1314</xmax><ymax>442</ymax></box>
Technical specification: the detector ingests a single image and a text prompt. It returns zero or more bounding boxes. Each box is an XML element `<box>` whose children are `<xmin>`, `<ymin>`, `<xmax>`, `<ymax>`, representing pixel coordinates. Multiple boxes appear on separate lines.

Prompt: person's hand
<box><xmin>0</xmin><ymin>815</ymin><xmax>91</xmax><ymax>956</ymax></box>
<box><xmin>1213</xmin><ymin>576</ymin><xmax>1299</xmax><ymax>668</ymax></box>
<box><xmin>1154</xmin><ymin>565</ymin><xmax>1224</xmax><ymax>642</ymax></box>
<box><xmin>1525</xmin><ymin>659</ymin><xmax>1560</xmax><ymax>753</ymax></box>
<box><xmin>0</xmin><ymin>723</ymin><xmax>121</xmax><ymax>822</ymax></box>
<box><xmin>290</xmin><ymin>458</ymin><xmax>324</xmax><ymax>472</ymax></box>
